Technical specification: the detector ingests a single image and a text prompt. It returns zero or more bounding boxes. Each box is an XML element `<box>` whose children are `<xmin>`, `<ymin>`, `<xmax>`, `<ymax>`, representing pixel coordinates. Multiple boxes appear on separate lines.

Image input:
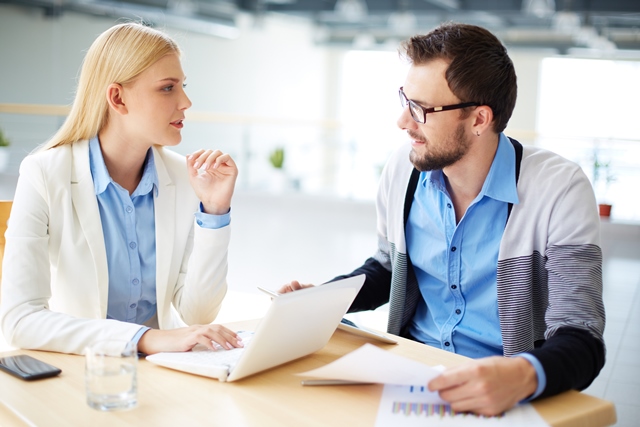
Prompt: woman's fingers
<box><xmin>204</xmin><ymin>325</ymin><xmax>244</xmax><ymax>350</ymax></box>
<box><xmin>138</xmin><ymin>324</ymin><xmax>244</xmax><ymax>354</ymax></box>
<box><xmin>188</xmin><ymin>149</ymin><xmax>232</xmax><ymax>171</ymax></box>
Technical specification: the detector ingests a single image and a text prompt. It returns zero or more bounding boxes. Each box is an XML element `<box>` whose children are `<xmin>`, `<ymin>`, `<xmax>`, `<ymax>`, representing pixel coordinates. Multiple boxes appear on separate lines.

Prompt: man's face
<box><xmin>397</xmin><ymin>59</ymin><xmax>473</xmax><ymax>172</ymax></box>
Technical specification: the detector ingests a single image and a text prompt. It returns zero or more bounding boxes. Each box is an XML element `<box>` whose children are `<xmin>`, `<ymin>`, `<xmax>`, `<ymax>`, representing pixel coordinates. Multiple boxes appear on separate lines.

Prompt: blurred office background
<box><xmin>1</xmin><ymin>1</ymin><xmax>639</xmax><ymax>425</ymax></box>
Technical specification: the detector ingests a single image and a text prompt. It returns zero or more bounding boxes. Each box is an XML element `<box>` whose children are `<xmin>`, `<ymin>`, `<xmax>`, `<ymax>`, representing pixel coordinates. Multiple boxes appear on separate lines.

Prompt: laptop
<box><xmin>146</xmin><ymin>274</ymin><xmax>365</xmax><ymax>382</ymax></box>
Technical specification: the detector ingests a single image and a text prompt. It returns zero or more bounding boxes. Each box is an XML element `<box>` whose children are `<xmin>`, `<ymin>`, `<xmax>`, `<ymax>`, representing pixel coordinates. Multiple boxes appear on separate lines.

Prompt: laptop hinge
<box><xmin>218</xmin><ymin>366</ymin><xmax>230</xmax><ymax>382</ymax></box>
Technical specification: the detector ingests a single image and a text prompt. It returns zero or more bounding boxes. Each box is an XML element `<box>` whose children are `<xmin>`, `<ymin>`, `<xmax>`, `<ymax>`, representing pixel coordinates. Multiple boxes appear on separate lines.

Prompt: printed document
<box><xmin>298</xmin><ymin>344</ymin><xmax>549</xmax><ymax>426</ymax></box>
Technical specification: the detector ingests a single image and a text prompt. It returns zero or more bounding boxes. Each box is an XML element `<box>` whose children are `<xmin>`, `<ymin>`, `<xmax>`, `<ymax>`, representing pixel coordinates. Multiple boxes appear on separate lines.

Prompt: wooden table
<box><xmin>0</xmin><ymin>320</ymin><xmax>616</xmax><ymax>427</ymax></box>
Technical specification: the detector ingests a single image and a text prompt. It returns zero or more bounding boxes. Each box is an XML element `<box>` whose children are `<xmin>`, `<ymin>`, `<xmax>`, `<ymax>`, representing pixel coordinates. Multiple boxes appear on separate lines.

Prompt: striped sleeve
<box><xmin>498</xmin><ymin>146</ymin><xmax>605</xmax><ymax>397</ymax></box>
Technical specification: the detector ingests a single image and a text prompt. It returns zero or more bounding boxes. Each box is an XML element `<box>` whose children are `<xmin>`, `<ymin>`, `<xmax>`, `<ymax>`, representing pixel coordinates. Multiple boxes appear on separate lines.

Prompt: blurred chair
<box><xmin>0</xmin><ymin>200</ymin><xmax>12</xmax><ymax>284</ymax></box>
<box><xmin>0</xmin><ymin>201</ymin><xmax>12</xmax><ymax>351</ymax></box>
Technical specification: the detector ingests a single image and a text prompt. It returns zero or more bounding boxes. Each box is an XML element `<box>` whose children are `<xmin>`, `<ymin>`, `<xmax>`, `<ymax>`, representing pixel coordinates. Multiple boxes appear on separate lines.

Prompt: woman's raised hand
<box><xmin>187</xmin><ymin>149</ymin><xmax>238</xmax><ymax>215</ymax></box>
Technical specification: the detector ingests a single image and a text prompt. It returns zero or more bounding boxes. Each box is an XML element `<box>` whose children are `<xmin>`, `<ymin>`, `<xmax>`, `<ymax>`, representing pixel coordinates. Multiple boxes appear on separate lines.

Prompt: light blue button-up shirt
<box><xmin>90</xmin><ymin>137</ymin><xmax>159</xmax><ymax>325</ymax></box>
<box><xmin>89</xmin><ymin>137</ymin><xmax>231</xmax><ymax>329</ymax></box>
<box><xmin>406</xmin><ymin>133</ymin><xmax>546</xmax><ymax>398</ymax></box>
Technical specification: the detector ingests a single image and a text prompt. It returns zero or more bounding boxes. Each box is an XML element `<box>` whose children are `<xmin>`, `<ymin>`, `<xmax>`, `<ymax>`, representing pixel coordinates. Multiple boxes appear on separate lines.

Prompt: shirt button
<box><xmin>455</xmin><ymin>309</ymin><xmax>461</xmax><ymax>315</ymax></box>
<box><xmin>444</xmin><ymin>341</ymin><xmax>450</xmax><ymax>347</ymax></box>
<box><xmin>126</xmin><ymin>206</ymin><xmax>133</xmax><ymax>213</ymax></box>
<box><xmin>130</xmin><ymin>303</ymin><xmax>136</xmax><ymax>309</ymax></box>
<box><xmin>451</xmin><ymin>284</ymin><xmax>457</xmax><ymax>289</ymax></box>
<box><xmin>451</xmin><ymin>246</ymin><xmax>456</xmax><ymax>252</ymax></box>
<box><xmin>196</xmin><ymin>220</ymin><xmax>203</xmax><ymax>226</ymax></box>
<box><xmin>132</xmin><ymin>278</ymin><xmax>139</xmax><ymax>285</ymax></box>
<box><xmin>446</xmin><ymin>203</ymin><xmax>452</xmax><ymax>208</ymax></box>
<box><xmin>129</xmin><ymin>242</ymin><xmax>137</xmax><ymax>249</ymax></box>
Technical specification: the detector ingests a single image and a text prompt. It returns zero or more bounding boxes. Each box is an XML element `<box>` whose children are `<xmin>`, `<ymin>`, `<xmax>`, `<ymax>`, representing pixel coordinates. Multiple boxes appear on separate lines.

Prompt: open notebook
<box><xmin>147</xmin><ymin>274</ymin><xmax>365</xmax><ymax>382</ymax></box>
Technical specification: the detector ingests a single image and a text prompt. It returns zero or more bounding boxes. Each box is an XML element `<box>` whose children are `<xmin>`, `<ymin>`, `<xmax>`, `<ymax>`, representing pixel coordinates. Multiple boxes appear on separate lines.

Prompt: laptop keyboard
<box><xmin>188</xmin><ymin>342</ymin><xmax>248</xmax><ymax>369</ymax></box>
<box><xmin>146</xmin><ymin>331</ymin><xmax>254</xmax><ymax>379</ymax></box>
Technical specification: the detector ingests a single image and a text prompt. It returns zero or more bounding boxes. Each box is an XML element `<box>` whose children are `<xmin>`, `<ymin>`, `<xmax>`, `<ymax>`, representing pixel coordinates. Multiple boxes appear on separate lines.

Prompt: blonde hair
<box><xmin>42</xmin><ymin>23</ymin><xmax>180</xmax><ymax>150</ymax></box>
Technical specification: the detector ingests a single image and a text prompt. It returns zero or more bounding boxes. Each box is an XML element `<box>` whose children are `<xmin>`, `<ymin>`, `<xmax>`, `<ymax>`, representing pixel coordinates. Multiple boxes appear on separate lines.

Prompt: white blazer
<box><xmin>0</xmin><ymin>140</ymin><xmax>230</xmax><ymax>354</ymax></box>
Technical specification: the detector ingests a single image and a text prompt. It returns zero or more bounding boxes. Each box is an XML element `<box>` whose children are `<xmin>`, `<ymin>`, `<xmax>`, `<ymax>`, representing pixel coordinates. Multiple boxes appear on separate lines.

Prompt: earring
<box><xmin>476</xmin><ymin>131</ymin><xmax>480</xmax><ymax>137</ymax></box>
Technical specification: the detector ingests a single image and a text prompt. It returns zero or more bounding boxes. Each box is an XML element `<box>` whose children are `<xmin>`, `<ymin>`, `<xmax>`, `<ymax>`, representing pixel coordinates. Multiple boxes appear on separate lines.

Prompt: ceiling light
<box><xmin>335</xmin><ymin>0</ymin><xmax>368</xmax><ymax>23</ymax></box>
<box><xmin>68</xmin><ymin>0</ymin><xmax>240</xmax><ymax>39</ymax></box>
<box><xmin>352</xmin><ymin>32</ymin><xmax>376</xmax><ymax>49</ymax></box>
<box><xmin>167</xmin><ymin>0</ymin><xmax>197</xmax><ymax>15</ymax></box>
<box><xmin>388</xmin><ymin>11</ymin><xmax>417</xmax><ymax>34</ymax></box>
<box><xmin>574</xmin><ymin>27</ymin><xmax>616</xmax><ymax>51</ymax></box>
<box><xmin>552</xmin><ymin>11</ymin><xmax>581</xmax><ymax>34</ymax></box>
<box><xmin>523</xmin><ymin>0</ymin><xmax>555</xmax><ymax>18</ymax></box>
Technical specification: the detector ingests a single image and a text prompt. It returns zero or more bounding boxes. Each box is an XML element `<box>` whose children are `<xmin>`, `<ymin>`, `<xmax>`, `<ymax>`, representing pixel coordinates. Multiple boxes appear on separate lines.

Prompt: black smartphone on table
<box><xmin>0</xmin><ymin>355</ymin><xmax>62</xmax><ymax>381</ymax></box>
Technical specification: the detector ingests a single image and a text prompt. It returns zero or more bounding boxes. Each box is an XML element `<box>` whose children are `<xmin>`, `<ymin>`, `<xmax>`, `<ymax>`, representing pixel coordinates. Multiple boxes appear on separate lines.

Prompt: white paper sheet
<box><xmin>298</xmin><ymin>343</ymin><xmax>445</xmax><ymax>391</ymax></box>
<box><xmin>375</xmin><ymin>384</ymin><xmax>550</xmax><ymax>427</ymax></box>
<box><xmin>299</xmin><ymin>343</ymin><xmax>550</xmax><ymax>427</ymax></box>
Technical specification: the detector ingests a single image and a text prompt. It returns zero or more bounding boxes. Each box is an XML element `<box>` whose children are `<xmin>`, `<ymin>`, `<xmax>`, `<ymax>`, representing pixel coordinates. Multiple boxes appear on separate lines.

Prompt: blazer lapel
<box><xmin>152</xmin><ymin>146</ymin><xmax>176</xmax><ymax>322</ymax></box>
<box><xmin>70</xmin><ymin>141</ymin><xmax>110</xmax><ymax>317</ymax></box>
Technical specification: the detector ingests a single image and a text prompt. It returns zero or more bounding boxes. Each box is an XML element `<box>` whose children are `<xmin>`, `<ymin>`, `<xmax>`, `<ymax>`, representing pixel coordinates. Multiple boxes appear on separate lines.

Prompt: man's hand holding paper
<box><xmin>298</xmin><ymin>343</ymin><xmax>446</xmax><ymax>404</ymax></box>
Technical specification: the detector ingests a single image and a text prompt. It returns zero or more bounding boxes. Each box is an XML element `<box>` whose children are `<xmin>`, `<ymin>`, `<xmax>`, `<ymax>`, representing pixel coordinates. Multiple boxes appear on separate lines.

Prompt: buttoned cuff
<box><xmin>131</xmin><ymin>326</ymin><xmax>151</xmax><ymax>352</ymax></box>
<box><xmin>195</xmin><ymin>203</ymin><xmax>231</xmax><ymax>229</ymax></box>
<box><xmin>515</xmin><ymin>353</ymin><xmax>547</xmax><ymax>401</ymax></box>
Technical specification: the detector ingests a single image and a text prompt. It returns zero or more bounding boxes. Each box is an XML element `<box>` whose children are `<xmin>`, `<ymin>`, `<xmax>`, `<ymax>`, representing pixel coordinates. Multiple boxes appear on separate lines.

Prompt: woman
<box><xmin>0</xmin><ymin>22</ymin><xmax>243</xmax><ymax>355</ymax></box>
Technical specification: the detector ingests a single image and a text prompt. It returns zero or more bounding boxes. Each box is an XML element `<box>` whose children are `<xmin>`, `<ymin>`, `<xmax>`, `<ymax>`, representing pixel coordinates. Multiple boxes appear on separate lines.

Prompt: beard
<box><xmin>409</xmin><ymin>123</ymin><xmax>471</xmax><ymax>172</ymax></box>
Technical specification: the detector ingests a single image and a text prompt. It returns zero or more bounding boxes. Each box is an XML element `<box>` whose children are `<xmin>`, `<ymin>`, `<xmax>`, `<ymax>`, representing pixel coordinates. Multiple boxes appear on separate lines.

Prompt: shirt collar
<box><xmin>89</xmin><ymin>136</ymin><xmax>159</xmax><ymax>197</ymax></box>
<box><xmin>421</xmin><ymin>169</ymin><xmax>446</xmax><ymax>193</ymax></box>
<box><xmin>419</xmin><ymin>133</ymin><xmax>519</xmax><ymax>205</ymax></box>
<box><xmin>481</xmin><ymin>133</ymin><xmax>519</xmax><ymax>205</ymax></box>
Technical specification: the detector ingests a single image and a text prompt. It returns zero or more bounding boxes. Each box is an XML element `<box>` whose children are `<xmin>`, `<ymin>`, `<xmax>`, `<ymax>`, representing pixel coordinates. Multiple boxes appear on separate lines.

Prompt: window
<box><xmin>537</xmin><ymin>57</ymin><xmax>640</xmax><ymax>221</ymax></box>
<box><xmin>335</xmin><ymin>50</ymin><xmax>409</xmax><ymax>199</ymax></box>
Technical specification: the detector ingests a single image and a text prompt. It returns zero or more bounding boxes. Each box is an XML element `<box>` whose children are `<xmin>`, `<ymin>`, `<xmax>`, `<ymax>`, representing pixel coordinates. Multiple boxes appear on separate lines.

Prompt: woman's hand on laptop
<box><xmin>276</xmin><ymin>280</ymin><xmax>315</xmax><ymax>294</ymax></box>
<box><xmin>138</xmin><ymin>324</ymin><xmax>244</xmax><ymax>355</ymax></box>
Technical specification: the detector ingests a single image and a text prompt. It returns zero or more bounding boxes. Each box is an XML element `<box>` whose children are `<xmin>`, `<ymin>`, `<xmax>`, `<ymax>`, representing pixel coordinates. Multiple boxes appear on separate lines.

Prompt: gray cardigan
<box><xmin>338</xmin><ymin>137</ymin><xmax>605</xmax><ymax>399</ymax></box>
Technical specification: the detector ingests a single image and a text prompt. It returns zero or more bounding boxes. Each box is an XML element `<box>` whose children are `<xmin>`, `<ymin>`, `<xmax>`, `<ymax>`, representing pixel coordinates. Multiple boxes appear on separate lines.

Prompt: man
<box><xmin>280</xmin><ymin>22</ymin><xmax>605</xmax><ymax>416</ymax></box>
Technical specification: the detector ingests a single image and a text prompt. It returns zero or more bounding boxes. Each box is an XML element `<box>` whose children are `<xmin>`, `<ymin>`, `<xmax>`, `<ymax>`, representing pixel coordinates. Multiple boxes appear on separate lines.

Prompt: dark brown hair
<box><xmin>400</xmin><ymin>22</ymin><xmax>517</xmax><ymax>133</ymax></box>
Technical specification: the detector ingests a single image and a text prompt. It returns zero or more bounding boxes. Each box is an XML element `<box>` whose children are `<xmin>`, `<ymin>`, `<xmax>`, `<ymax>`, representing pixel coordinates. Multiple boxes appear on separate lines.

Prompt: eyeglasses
<box><xmin>399</xmin><ymin>87</ymin><xmax>480</xmax><ymax>124</ymax></box>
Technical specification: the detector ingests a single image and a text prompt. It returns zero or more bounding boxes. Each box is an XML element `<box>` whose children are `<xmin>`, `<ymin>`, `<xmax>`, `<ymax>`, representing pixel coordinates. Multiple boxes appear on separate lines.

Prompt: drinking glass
<box><xmin>85</xmin><ymin>340</ymin><xmax>137</xmax><ymax>411</ymax></box>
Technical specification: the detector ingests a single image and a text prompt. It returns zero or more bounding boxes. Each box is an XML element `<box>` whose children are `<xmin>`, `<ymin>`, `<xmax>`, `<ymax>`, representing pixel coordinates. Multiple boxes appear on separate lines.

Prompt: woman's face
<box><xmin>119</xmin><ymin>53</ymin><xmax>192</xmax><ymax>149</ymax></box>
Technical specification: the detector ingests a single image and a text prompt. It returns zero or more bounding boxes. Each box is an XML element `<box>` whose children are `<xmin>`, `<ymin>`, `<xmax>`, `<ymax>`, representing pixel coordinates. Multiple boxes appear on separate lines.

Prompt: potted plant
<box><xmin>269</xmin><ymin>147</ymin><xmax>285</xmax><ymax>170</ymax></box>
<box><xmin>591</xmin><ymin>149</ymin><xmax>615</xmax><ymax>217</ymax></box>
<box><xmin>268</xmin><ymin>147</ymin><xmax>288</xmax><ymax>192</ymax></box>
<box><xmin>0</xmin><ymin>127</ymin><xmax>10</xmax><ymax>173</ymax></box>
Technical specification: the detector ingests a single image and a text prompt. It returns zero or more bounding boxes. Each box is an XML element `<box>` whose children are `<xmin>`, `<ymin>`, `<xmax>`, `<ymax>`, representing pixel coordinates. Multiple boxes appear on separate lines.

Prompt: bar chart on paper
<box><xmin>375</xmin><ymin>385</ymin><xmax>550</xmax><ymax>427</ymax></box>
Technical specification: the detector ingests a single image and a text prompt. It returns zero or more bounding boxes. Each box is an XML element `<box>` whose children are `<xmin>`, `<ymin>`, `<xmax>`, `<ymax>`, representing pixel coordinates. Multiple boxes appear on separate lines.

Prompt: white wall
<box><xmin>506</xmin><ymin>48</ymin><xmax>559</xmax><ymax>144</ymax></box>
<box><xmin>0</xmin><ymin>4</ymin><xmax>329</xmax><ymax>186</ymax></box>
<box><xmin>0</xmin><ymin>6</ymin><xmax>328</xmax><ymax>116</ymax></box>
<box><xmin>1</xmin><ymin>4</ymin><xmax>555</xmax><ymax>199</ymax></box>
<box><xmin>0</xmin><ymin>7</ymin><xmax>111</xmax><ymax>106</ymax></box>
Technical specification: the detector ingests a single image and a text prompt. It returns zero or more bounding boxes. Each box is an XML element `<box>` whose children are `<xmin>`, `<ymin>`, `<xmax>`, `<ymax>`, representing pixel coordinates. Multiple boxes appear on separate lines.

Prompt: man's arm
<box><xmin>494</xmin><ymin>151</ymin><xmax>606</xmax><ymax>404</ymax></box>
<box><xmin>427</xmin><ymin>326</ymin><xmax>605</xmax><ymax>416</ymax></box>
<box><xmin>329</xmin><ymin>257</ymin><xmax>392</xmax><ymax>313</ymax></box>
<box><xmin>528</xmin><ymin>327</ymin><xmax>605</xmax><ymax>399</ymax></box>
<box><xmin>277</xmin><ymin>257</ymin><xmax>392</xmax><ymax>307</ymax></box>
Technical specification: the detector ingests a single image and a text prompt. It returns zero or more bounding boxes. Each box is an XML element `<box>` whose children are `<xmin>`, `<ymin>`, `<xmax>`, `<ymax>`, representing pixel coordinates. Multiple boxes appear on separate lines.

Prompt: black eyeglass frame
<box><xmin>399</xmin><ymin>87</ymin><xmax>480</xmax><ymax>124</ymax></box>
